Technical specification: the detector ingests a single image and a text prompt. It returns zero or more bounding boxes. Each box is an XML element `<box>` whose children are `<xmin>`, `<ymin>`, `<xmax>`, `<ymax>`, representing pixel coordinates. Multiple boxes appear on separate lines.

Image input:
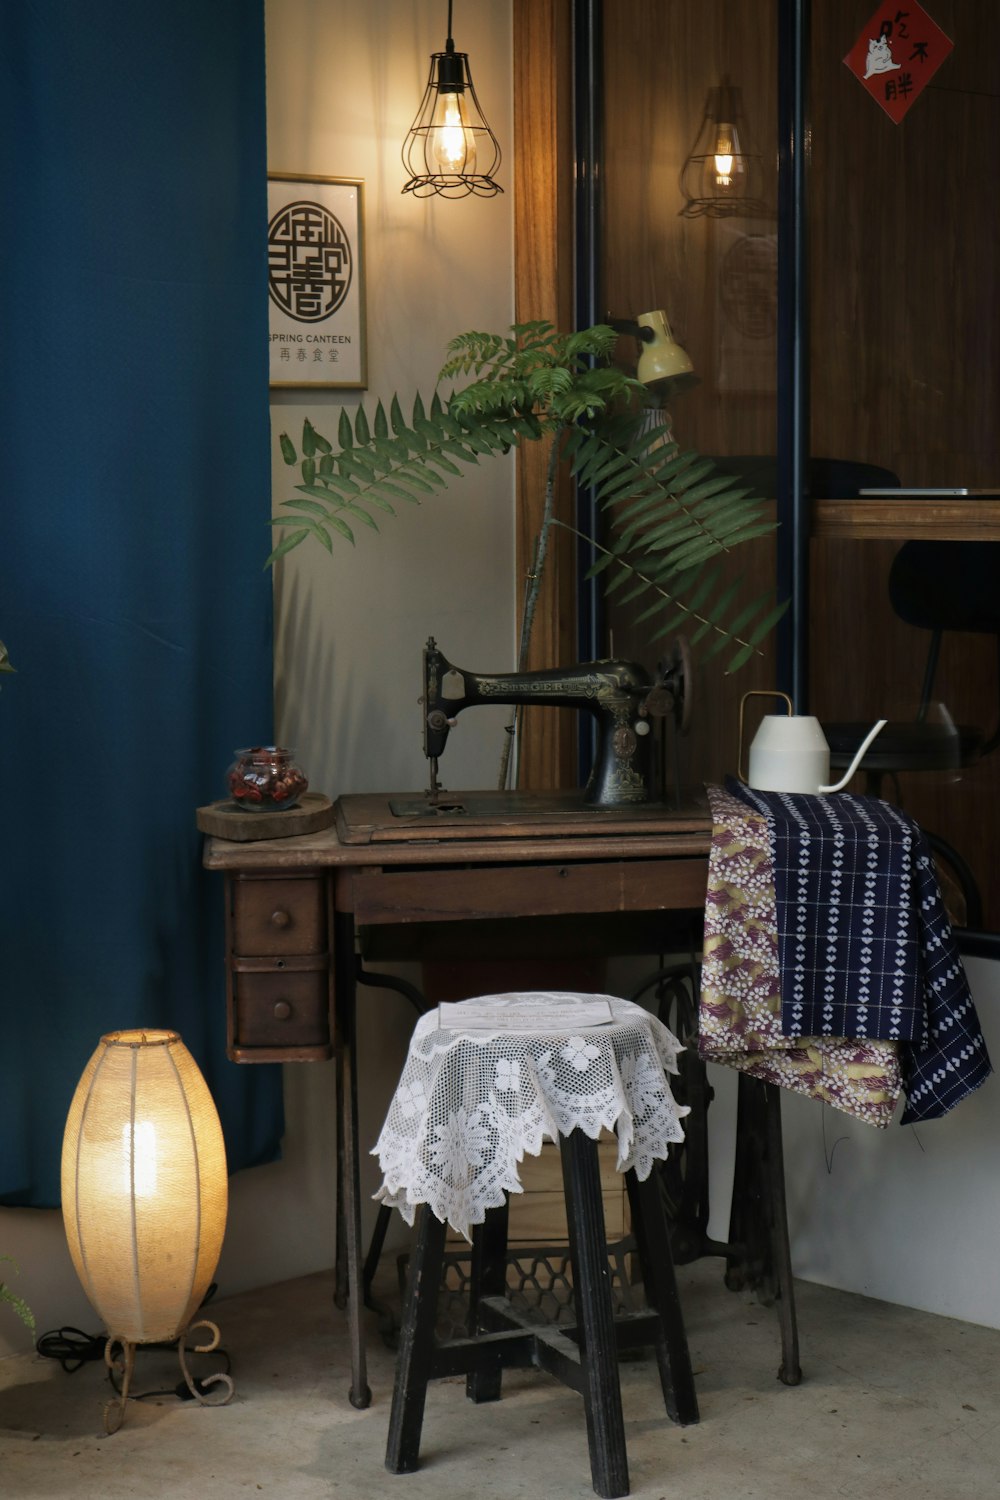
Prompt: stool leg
<box><xmin>467</xmin><ymin>1198</ymin><xmax>510</xmax><ymax>1403</ymax></box>
<box><xmin>560</xmin><ymin>1131</ymin><xmax>630</xmax><ymax>1500</ymax></box>
<box><xmin>624</xmin><ymin>1168</ymin><xmax>699</xmax><ymax>1426</ymax></box>
<box><xmin>385</xmin><ymin>1205</ymin><xmax>448</xmax><ymax>1474</ymax></box>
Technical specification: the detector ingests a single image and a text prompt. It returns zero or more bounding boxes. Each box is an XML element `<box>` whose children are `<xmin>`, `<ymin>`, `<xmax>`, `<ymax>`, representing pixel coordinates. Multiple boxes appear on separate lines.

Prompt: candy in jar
<box><xmin>226</xmin><ymin>746</ymin><xmax>308</xmax><ymax>810</ymax></box>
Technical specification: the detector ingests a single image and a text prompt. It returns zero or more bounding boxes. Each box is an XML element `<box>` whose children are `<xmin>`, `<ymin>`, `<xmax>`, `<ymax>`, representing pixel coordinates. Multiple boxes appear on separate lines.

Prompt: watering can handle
<box><xmin>737</xmin><ymin>690</ymin><xmax>794</xmax><ymax>783</ymax></box>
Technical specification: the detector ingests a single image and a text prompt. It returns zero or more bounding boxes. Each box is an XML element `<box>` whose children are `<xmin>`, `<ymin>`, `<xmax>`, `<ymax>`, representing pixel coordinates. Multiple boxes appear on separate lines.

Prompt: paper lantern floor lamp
<box><xmin>62</xmin><ymin>1029</ymin><xmax>233</xmax><ymax>1432</ymax></box>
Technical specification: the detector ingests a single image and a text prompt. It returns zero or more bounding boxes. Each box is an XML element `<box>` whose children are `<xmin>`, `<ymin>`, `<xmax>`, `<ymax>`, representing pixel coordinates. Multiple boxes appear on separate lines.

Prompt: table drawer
<box><xmin>231</xmin><ymin>968</ymin><xmax>331</xmax><ymax>1052</ymax></box>
<box><xmin>230</xmin><ymin>875</ymin><xmax>326</xmax><ymax>956</ymax></box>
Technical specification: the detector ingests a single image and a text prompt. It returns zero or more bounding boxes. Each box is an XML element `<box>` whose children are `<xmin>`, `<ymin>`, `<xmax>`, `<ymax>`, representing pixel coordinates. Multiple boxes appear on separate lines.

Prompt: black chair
<box><xmin>825</xmin><ymin>540</ymin><xmax>1000</xmax><ymax>927</ymax></box>
<box><xmin>706</xmin><ymin>454</ymin><xmax>900</xmax><ymax>500</ymax></box>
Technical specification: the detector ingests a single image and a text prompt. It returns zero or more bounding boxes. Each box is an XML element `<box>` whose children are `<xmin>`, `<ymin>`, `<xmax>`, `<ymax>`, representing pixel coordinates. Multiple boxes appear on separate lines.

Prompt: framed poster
<box><xmin>715</xmin><ymin>224</ymin><xmax>777</xmax><ymax>396</ymax></box>
<box><xmin>267</xmin><ymin>173</ymin><xmax>367</xmax><ymax>389</ymax></box>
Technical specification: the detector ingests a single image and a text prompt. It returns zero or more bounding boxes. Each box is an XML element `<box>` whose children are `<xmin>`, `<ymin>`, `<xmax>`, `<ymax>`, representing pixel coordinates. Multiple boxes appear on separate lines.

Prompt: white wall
<box><xmin>267</xmin><ymin>0</ymin><xmax>517</xmax><ymax>798</ymax></box>
<box><xmin>0</xmin><ymin>0</ymin><xmax>515</xmax><ymax>1360</ymax></box>
<box><xmin>263</xmin><ymin>0</ymin><xmax>516</xmax><ymax>1290</ymax></box>
<box><xmin>779</xmin><ymin>954</ymin><xmax>1000</xmax><ymax>1327</ymax></box>
<box><xmin>695</xmin><ymin>954</ymin><xmax>1000</xmax><ymax>1331</ymax></box>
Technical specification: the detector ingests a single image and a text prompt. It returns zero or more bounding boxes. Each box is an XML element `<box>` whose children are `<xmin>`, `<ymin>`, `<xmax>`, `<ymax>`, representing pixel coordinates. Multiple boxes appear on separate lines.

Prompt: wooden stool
<box><xmin>385</xmin><ymin>1127</ymin><xmax>698</xmax><ymax>1499</ymax></box>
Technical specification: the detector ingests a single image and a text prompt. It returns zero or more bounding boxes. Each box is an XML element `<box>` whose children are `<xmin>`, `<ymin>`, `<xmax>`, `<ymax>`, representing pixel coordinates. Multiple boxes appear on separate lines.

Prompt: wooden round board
<box><xmin>196</xmin><ymin>791</ymin><xmax>334</xmax><ymax>842</ymax></box>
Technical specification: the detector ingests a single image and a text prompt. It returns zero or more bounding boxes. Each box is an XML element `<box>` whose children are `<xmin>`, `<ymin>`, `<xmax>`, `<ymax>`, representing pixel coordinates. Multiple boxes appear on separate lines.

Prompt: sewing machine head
<box><xmin>421</xmin><ymin>636</ymin><xmax>690</xmax><ymax>808</ymax></box>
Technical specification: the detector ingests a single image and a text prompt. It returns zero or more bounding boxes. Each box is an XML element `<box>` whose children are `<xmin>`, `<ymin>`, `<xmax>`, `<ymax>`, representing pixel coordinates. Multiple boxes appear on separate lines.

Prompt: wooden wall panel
<box><xmin>600</xmin><ymin>1</ymin><xmax>780</xmax><ymax>460</ymax></box>
<box><xmin>810</xmin><ymin>1</ymin><xmax>1000</xmax><ymax>487</ymax></box>
<box><xmin>512</xmin><ymin>0</ymin><xmax>577</xmax><ymax>790</ymax></box>
<box><xmin>600</xmin><ymin>1</ymin><xmax>781</xmax><ymax>797</ymax></box>
<box><xmin>808</xmin><ymin>1</ymin><xmax>1000</xmax><ymax>927</ymax></box>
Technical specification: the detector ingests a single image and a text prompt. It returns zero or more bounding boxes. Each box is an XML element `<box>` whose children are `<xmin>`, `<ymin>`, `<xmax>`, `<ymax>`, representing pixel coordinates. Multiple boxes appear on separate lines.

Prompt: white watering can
<box><xmin>738</xmin><ymin>691</ymin><xmax>887</xmax><ymax>795</ymax></box>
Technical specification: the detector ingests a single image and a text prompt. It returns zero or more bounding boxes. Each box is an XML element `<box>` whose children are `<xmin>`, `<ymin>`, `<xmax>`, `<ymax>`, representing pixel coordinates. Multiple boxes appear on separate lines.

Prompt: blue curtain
<box><xmin>0</xmin><ymin>1</ymin><xmax>284</xmax><ymax>1205</ymax></box>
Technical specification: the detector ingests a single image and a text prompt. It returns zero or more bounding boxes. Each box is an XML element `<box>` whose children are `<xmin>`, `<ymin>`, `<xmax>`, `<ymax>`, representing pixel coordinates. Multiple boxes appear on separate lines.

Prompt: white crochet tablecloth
<box><xmin>371</xmin><ymin>991</ymin><xmax>689</xmax><ymax>1240</ymax></box>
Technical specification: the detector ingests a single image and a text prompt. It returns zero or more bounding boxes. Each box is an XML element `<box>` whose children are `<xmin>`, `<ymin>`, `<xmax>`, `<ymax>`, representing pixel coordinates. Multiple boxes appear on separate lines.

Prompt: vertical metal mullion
<box><xmin>574</xmin><ymin>0</ymin><xmax>603</xmax><ymax>780</ymax></box>
<box><xmin>776</xmin><ymin>0</ymin><xmax>810</xmax><ymax>708</ymax></box>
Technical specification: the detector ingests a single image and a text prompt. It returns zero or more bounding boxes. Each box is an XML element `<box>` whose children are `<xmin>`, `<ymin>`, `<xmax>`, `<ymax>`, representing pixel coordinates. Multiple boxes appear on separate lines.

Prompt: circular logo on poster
<box><xmin>268</xmin><ymin>200</ymin><xmax>353</xmax><ymax>323</ymax></box>
<box><xmin>720</xmin><ymin>234</ymin><xmax>777</xmax><ymax>340</ymax></box>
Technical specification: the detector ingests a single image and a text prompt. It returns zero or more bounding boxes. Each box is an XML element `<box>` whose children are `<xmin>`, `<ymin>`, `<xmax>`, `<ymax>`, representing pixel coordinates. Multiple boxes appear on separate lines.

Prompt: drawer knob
<box><xmin>270</xmin><ymin>908</ymin><xmax>291</xmax><ymax>928</ymax></box>
<box><xmin>273</xmin><ymin>1000</ymin><xmax>293</xmax><ymax>1021</ymax></box>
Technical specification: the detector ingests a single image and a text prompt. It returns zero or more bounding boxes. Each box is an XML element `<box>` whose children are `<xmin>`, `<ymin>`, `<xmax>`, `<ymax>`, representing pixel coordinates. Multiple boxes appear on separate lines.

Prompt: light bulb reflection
<box><xmin>712</xmin><ymin>124</ymin><xmax>740</xmax><ymax>190</ymax></box>
<box><xmin>122</xmin><ymin>1120</ymin><xmax>158</xmax><ymax>1197</ymax></box>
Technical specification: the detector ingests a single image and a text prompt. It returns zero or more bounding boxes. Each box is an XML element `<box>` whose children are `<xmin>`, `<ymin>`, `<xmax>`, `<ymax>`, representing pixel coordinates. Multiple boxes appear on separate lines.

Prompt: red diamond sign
<box><xmin>844</xmin><ymin>3</ymin><xmax>954</xmax><ymax>123</ymax></box>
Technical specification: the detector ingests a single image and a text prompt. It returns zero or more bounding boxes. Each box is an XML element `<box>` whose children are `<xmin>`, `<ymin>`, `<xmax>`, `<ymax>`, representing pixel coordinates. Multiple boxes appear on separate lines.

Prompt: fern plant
<box><xmin>270</xmin><ymin>321</ymin><xmax>785</xmax><ymax>674</ymax></box>
<box><xmin>0</xmin><ymin>1256</ymin><xmax>34</xmax><ymax>1334</ymax></box>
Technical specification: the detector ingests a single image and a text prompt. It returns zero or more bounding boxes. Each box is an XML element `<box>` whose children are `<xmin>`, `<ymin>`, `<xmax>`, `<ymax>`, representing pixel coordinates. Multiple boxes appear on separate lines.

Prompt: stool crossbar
<box><xmin>375</xmin><ymin>991</ymin><xmax>698</xmax><ymax>1498</ymax></box>
<box><xmin>386</xmin><ymin>1128</ymin><xmax>698</xmax><ymax>1499</ymax></box>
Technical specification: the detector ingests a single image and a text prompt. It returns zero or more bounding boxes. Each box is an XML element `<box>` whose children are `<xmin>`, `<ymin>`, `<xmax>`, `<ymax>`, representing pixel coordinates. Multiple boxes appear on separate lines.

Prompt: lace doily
<box><xmin>372</xmin><ymin>991</ymin><xmax>689</xmax><ymax>1240</ymax></box>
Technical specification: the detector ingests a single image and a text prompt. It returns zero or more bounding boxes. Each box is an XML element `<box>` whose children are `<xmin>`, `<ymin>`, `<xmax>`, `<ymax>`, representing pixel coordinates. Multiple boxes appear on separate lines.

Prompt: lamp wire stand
<box><xmin>102</xmin><ymin>1338</ymin><xmax>135</xmax><ymax>1435</ymax></box>
<box><xmin>102</xmin><ymin>1319</ymin><xmax>235</xmax><ymax>1434</ymax></box>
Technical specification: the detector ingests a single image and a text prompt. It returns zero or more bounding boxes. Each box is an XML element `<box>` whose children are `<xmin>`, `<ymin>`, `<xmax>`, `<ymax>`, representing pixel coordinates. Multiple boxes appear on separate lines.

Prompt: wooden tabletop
<box><xmin>811</xmin><ymin>494</ymin><xmax>1000</xmax><ymax>541</ymax></box>
<box><xmin>202</xmin><ymin>791</ymin><xmax>714</xmax><ymax>871</ymax></box>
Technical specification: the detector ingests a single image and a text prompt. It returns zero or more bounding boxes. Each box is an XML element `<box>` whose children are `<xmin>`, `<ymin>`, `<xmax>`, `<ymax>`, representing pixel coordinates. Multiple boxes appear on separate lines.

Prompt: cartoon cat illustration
<box><xmin>863</xmin><ymin>34</ymin><xmax>901</xmax><ymax>79</ymax></box>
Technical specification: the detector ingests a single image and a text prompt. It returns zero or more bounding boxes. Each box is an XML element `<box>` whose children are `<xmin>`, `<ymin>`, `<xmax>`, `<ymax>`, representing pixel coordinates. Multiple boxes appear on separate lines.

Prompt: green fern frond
<box><xmin>1</xmin><ymin>1256</ymin><xmax>34</xmax><ymax>1331</ymax></box>
<box><xmin>268</xmin><ymin>321</ymin><xmax>786</xmax><ymax>672</ymax></box>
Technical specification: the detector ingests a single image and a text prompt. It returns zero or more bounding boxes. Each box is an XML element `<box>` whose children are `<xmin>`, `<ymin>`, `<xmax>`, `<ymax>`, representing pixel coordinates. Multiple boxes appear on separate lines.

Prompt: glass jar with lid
<box><xmin>226</xmin><ymin>746</ymin><xmax>308</xmax><ymax>811</ymax></box>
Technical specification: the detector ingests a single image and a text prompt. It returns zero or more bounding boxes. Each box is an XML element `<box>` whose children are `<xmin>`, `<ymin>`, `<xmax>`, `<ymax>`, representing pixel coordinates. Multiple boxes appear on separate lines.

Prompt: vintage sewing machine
<box><xmin>417</xmin><ymin>636</ymin><xmax>690</xmax><ymax>810</ymax></box>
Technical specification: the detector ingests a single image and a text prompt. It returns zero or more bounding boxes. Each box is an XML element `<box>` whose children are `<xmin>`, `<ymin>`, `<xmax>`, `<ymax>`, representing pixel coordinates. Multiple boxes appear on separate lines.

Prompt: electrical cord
<box><xmin>35</xmin><ymin>1326</ymin><xmax>105</xmax><ymax>1373</ymax></box>
<box><xmin>35</xmin><ymin>1283</ymin><xmax>230</xmax><ymax>1401</ymax></box>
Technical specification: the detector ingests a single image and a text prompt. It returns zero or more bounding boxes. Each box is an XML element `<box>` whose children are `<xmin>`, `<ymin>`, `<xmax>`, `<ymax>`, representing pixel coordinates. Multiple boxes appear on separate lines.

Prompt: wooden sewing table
<box><xmin>203</xmin><ymin>791</ymin><xmax>799</xmax><ymax>1408</ymax></box>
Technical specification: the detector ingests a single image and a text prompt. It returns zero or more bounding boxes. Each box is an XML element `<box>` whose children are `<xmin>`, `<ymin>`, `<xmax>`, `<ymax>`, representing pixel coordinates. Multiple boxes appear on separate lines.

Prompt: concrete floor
<box><xmin>2</xmin><ymin>1257</ymin><xmax>999</xmax><ymax>1500</ymax></box>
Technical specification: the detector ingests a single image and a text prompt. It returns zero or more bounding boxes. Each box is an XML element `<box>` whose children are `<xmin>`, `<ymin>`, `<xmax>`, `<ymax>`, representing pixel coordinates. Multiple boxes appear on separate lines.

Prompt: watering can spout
<box><xmin>817</xmin><ymin>720</ymin><xmax>888</xmax><ymax>794</ymax></box>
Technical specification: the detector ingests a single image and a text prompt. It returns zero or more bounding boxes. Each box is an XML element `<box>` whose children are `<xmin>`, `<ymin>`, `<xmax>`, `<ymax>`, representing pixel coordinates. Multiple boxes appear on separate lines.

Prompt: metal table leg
<box><xmin>726</xmin><ymin>1074</ymin><xmax>801</xmax><ymax>1385</ymax></box>
<box><xmin>634</xmin><ymin>956</ymin><xmax>802</xmax><ymax>1385</ymax></box>
<box><xmin>334</xmin><ymin>911</ymin><xmax>371</xmax><ymax>1409</ymax></box>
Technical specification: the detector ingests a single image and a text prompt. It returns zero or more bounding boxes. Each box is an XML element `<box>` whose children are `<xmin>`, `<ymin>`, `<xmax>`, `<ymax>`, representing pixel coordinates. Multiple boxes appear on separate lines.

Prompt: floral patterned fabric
<box><xmin>372</xmin><ymin>992</ymin><xmax>689</xmax><ymax>1239</ymax></box>
<box><xmin>717</xmin><ymin>781</ymin><xmax>992</xmax><ymax>1123</ymax></box>
<box><xmin>700</xmin><ymin>785</ymin><xmax>903</xmax><ymax>1128</ymax></box>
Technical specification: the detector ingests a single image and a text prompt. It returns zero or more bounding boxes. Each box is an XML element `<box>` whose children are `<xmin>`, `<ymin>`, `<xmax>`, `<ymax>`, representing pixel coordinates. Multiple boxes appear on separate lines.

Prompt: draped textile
<box><xmin>0</xmin><ymin>1</ymin><xmax>283</xmax><ymax>1206</ymax></box>
<box><xmin>701</xmin><ymin>785</ymin><xmax>903</xmax><ymax>1129</ymax></box>
<box><xmin>713</xmin><ymin>782</ymin><xmax>992</xmax><ymax>1123</ymax></box>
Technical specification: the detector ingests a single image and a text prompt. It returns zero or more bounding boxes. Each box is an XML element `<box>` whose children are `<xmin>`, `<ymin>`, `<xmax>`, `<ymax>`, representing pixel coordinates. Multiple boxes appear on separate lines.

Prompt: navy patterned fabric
<box><xmin>726</xmin><ymin>780</ymin><xmax>992</xmax><ymax>1123</ymax></box>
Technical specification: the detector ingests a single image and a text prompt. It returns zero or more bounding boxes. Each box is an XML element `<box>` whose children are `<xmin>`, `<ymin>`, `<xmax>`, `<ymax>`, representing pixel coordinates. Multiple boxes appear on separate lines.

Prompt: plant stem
<box><xmin>497</xmin><ymin>430</ymin><xmax>564</xmax><ymax>790</ymax></box>
<box><xmin>552</xmin><ymin>519</ymin><xmax>767</xmax><ymax>659</ymax></box>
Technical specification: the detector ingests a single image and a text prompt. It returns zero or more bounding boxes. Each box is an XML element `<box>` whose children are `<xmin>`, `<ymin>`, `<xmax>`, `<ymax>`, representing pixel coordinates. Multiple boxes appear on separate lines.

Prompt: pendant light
<box><xmin>680</xmin><ymin>78</ymin><xmax>766</xmax><ymax>218</ymax></box>
<box><xmin>401</xmin><ymin>1</ymin><xmax>502</xmax><ymax>199</ymax></box>
<box><xmin>61</xmin><ymin>1029</ymin><xmax>232</xmax><ymax>1431</ymax></box>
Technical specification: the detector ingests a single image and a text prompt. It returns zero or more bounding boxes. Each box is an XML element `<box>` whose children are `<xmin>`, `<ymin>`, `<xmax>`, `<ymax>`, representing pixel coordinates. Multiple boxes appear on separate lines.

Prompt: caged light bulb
<box><xmin>400</xmin><ymin>21</ymin><xmax>502</xmax><ymax>198</ymax></box>
<box><xmin>431</xmin><ymin>90</ymin><xmax>477</xmax><ymax>174</ymax></box>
